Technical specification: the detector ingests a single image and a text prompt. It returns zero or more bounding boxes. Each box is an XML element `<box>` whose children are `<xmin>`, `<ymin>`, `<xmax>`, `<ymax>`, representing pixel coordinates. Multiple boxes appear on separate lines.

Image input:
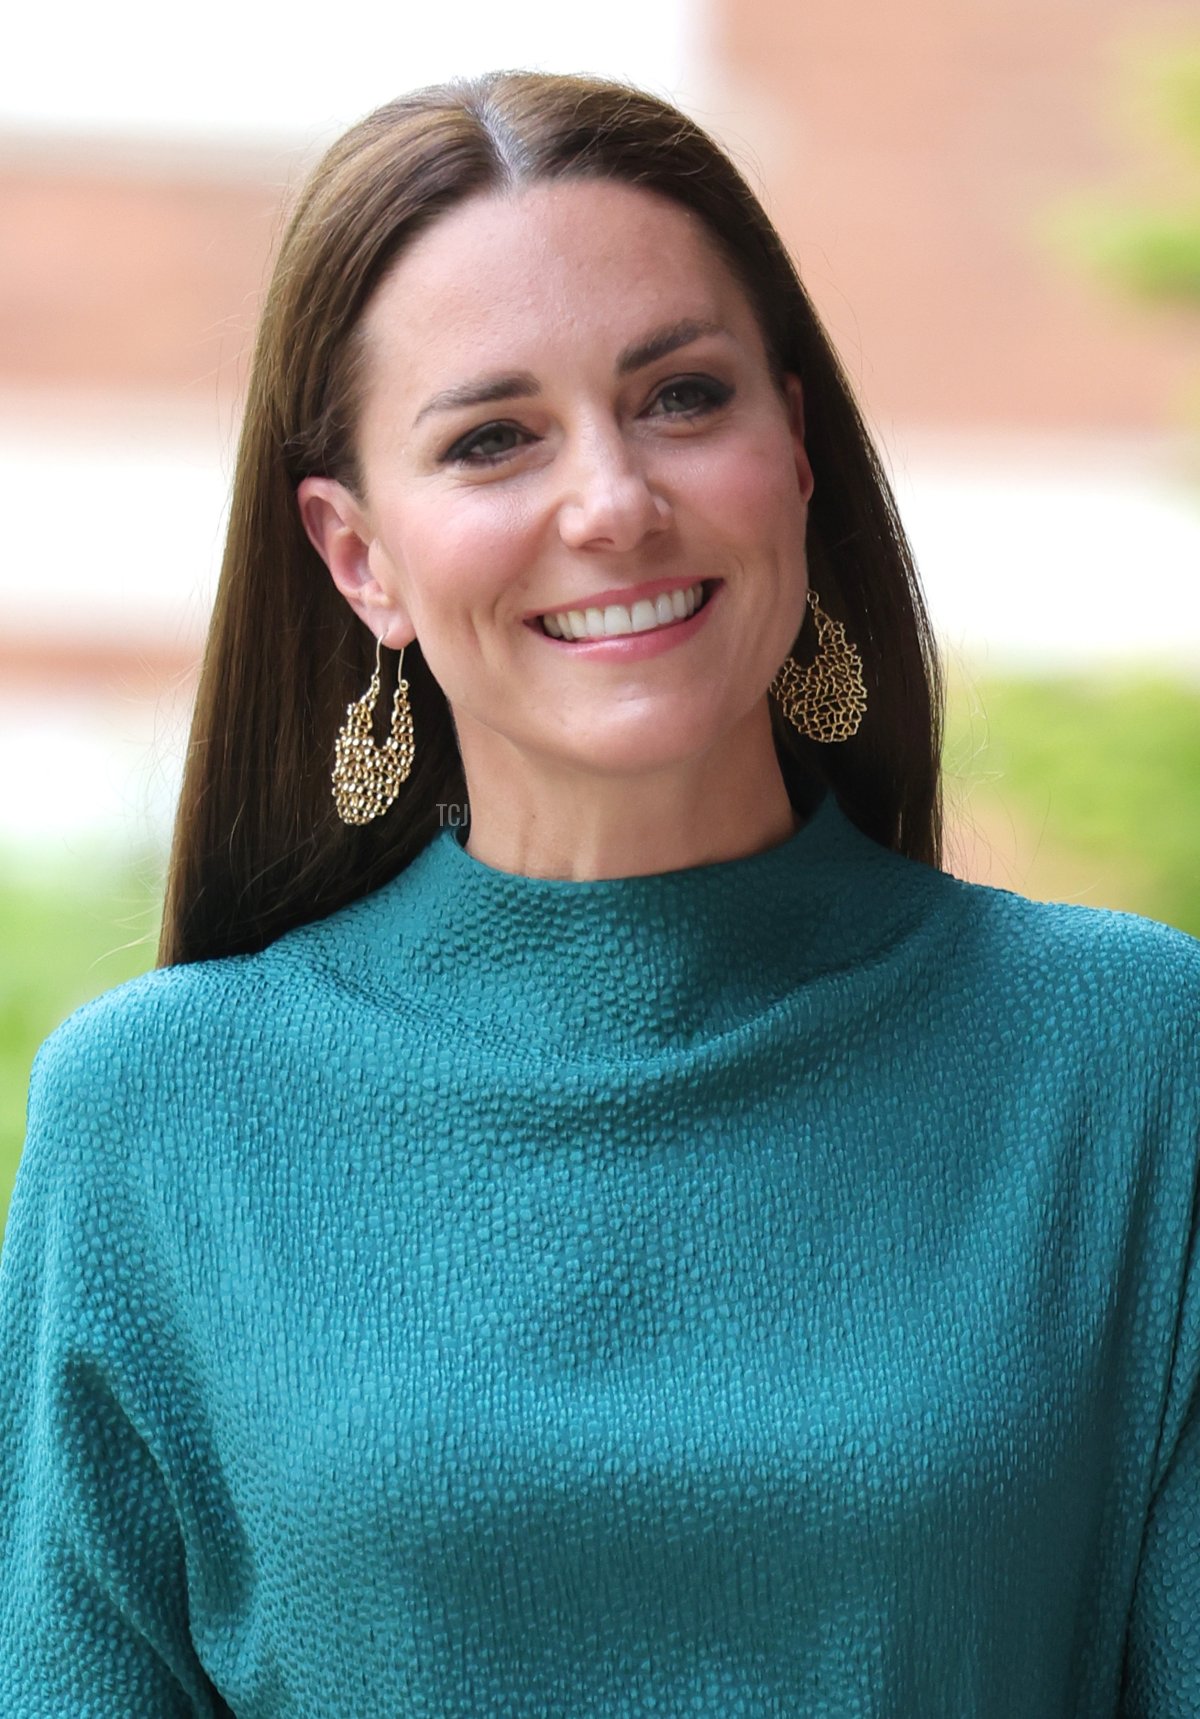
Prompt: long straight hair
<box><xmin>158</xmin><ymin>69</ymin><xmax>945</xmax><ymax>968</ymax></box>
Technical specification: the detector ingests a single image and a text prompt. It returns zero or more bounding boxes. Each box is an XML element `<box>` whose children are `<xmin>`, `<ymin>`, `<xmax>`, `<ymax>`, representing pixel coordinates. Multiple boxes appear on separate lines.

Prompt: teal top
<box><xmin>2</xmin><ymin>785</ymin><xmax>1199</xmax><ymax>1718</ymax></box>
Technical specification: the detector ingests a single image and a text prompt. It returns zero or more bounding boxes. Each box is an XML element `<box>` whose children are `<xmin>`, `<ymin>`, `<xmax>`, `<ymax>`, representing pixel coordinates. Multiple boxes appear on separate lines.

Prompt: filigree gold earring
<box><xmin>769</xmin><ymin>587</ymin><xmax>867</xmax><ymax>742</ymax></box>
<box><xmin>331</xmin><ymin>634</ymin><xmax>416</xmax><ymax>824</ymax></box>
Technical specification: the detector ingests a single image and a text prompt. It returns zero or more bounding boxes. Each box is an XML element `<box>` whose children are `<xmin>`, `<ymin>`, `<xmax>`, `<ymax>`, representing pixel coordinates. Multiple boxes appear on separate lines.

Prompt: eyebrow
<box><xmin>411</xmin><ymin>316</ymin><xmax>730</xmax><ymax>428</ymax></box>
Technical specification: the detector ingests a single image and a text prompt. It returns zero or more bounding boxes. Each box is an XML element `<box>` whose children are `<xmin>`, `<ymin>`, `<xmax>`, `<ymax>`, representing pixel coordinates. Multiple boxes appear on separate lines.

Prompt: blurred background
<box><xmin>3</xmin><ymin>0</ymin><xmax>1199</xmax><ymax>1225</ymax></box>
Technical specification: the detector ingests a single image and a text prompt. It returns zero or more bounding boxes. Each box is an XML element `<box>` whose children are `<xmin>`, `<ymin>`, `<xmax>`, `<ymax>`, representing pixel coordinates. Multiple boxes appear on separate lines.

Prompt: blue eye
<box><xmin>441</xmin><ymin>375</ymin><xmax>733</xmax><ymax>467</ymax></box>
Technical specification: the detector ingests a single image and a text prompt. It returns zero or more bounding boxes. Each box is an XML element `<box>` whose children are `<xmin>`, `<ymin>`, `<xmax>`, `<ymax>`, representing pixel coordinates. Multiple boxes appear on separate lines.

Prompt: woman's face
<box><xmin>299</xmin><ymin>176</ymin><xmax>813</xmax><ymax>800</ymax></box>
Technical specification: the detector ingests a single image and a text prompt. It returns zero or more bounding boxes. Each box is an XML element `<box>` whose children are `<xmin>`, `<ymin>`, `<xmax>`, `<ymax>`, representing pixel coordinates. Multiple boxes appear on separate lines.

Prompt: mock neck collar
<box><xmin>309</xmin><ymin>786</ymin><xmax>938</xmax><ymax>1061</ymax></box>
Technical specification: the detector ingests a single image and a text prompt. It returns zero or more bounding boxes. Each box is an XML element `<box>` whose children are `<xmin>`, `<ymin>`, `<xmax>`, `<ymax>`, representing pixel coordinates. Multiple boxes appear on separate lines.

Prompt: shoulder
<box><xmin>25</xmin><ymin>936</ymin><xmax>330</xmax><ymax>1134</ymax></box>
<box><xmin>15</xmin><ymin>941</ymin><xmax>343</xmax><ymax>1235</ymax></box>
<box><xmin>24</xmin><ymin>875</ymin><xmax>421</xmax><ymax>1140</ymax></box>
<box><xmin>31</xmin><ymin>952</ymin><xmax>254</xmax><ymax>1093</ymax></box>
<box><xmin>948</xmin><ymin>868</ymin><xmax>1200</xmax><ymax>993</ymax></box>
<box><xmin>941</xmin><ymin>867</ymin><xmax>1200</xmax><ymax>1059</ymax></box>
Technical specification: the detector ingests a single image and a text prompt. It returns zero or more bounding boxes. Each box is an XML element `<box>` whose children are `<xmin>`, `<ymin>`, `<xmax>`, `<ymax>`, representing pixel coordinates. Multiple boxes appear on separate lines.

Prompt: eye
<box><xmin>442</xmin><ymin>421</ymin><xmax>533</xmax><ymax>467</ymax></box>
<box><xmin>440</xmin><ymin>375</ymin><xmax>733</xmax><ymax>468</ymax></box>
<box><xmin>647</xmin><ymin>376</ymin><xmax>734</xmax><ymax>417</ymax></box>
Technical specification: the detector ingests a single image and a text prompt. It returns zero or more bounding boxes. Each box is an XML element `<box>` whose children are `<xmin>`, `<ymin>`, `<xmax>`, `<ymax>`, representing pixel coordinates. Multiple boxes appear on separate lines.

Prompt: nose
<box><xmin>555</xmin><ymin>425</ymin><xmax>670</xmax><ymax>552</ymax></box>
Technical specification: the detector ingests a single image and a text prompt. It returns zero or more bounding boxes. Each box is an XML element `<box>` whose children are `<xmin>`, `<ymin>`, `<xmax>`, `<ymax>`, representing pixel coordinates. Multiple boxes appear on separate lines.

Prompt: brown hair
<box><xmin>157</xmin><ymin>68</ymin><xmax>945</xmax><ymax>967</ymax></box>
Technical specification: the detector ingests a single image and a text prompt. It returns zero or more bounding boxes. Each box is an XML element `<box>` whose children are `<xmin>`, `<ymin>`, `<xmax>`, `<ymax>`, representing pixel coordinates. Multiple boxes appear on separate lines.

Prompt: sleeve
<box><xmin>0</xmin><ymin>1023</ymin><xmax>231</xmax><ymax>1718</ymax></box>
<box><xmin>1119</xmin><ymin>1117</ymin><xmax>1200</xmax><ymax>1717</ymax></box>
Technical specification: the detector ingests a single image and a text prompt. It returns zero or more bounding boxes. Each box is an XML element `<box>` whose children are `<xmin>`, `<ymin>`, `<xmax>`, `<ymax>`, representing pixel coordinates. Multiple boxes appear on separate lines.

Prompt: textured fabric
<box><xmin>1</xmin><ymin>783</ymin><xmax>1199</xmax><ymax>1718</ymax></box>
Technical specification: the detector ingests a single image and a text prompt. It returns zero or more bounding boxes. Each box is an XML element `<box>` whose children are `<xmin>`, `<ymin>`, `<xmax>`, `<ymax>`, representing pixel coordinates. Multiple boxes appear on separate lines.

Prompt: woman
<box><xmin>1</xmin><ymin>69</ymin><xmax>1197</xmax><ymax>1718</ymax></box>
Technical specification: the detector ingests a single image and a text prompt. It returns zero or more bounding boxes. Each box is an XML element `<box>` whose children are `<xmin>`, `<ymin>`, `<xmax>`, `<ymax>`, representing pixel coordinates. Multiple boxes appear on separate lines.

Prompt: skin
<box><xmin>298</xmin><ymin>177</ymin><xmax>816</xmax><ymax>882</ymax></box>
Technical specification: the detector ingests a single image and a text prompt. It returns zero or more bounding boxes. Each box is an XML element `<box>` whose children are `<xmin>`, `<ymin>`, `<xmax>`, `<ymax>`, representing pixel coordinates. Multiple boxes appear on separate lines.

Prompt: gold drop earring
<box><xmin>331</xmin><ymin>633</ymin><xmax>416</xmax><ymax>824</ymax></box>
<box><xmin>769</xmin><ymin>587</ymin><xmax>868</xmax><ymax>742</ymax></box>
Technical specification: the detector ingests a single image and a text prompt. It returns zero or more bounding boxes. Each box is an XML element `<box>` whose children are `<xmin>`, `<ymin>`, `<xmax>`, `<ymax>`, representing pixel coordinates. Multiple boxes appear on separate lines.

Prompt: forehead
<box><xmin>358</xmin><ymin>179</ymin><xmax>762</xmax><ymax>396</ymax></box>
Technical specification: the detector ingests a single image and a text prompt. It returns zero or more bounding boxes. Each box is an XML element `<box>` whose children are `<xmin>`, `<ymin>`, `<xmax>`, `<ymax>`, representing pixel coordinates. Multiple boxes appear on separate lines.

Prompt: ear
<box><xmin>296</xmin><ymin>475</ymin><xmax>412</xmax><ymax>645</ymax></box>
<box><xmin>782</xmin><ymin>373</ymin><xmax>815</xmax><ymax>506</ymax></box>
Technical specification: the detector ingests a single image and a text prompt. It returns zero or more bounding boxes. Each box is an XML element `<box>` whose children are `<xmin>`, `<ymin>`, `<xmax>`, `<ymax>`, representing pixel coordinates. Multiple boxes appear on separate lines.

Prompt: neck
<box><xmin>306</xmin><ymin>784</ymin><xmax>935</xmax><ymax>1061</ymax></box>
<box><xmin>452</xmin><ymin>696</ymin><xmax>801</xmax><ymax>882</ymax></box>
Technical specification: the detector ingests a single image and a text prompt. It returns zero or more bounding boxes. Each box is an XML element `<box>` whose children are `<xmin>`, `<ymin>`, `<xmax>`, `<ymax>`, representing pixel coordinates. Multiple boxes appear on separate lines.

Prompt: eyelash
<box><xmin>441</xmin><ymin>375</ymin><xmax>734</xmax><ymax>467</ymax></box>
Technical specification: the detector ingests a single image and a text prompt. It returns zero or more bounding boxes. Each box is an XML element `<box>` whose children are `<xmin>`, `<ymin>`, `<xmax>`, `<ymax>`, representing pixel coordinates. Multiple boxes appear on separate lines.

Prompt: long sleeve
<box><xmin>1120</xmin><ymin>1116</ymin><xmax>1200</xmax><ymax>1717</ymax></box>
<box><xmin>0</xmin><ymin>1021</ymin><xmax>230</xmax><ymax>1718</ymax></box>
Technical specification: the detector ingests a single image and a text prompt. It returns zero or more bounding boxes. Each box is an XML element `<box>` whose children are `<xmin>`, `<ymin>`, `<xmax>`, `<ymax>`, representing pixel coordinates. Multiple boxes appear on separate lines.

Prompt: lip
<box><xmin>522</xmin><ymin>574</ymin><xmax>716</xmax><ymax>625</ymax></box>
<box><xmin>526</xmin><ymin>578</ymin><xmax>724</xmax><ymax>660</ymax></box>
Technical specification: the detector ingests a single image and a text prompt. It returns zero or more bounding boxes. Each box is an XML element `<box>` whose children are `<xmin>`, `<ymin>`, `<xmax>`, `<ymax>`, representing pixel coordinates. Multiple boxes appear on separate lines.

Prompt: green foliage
<box><xmin>1048</xmin><ymin>201</ymin><xmax>1200</xmax><ymax>299</ymax></box>
<box><xmin>943</xmin><ymin>666</ymin><xmax>1200</xmax><ymax>936</ymax></box>
<box><xmin>1040</xmin><ymin>34</ymin><xmax>1200</xmax><ymax>308</ymax></box>
<box><xmin>0</xmin><ymin>854</ymin><xmax>162</xmax><ymax>1227</ymax></box>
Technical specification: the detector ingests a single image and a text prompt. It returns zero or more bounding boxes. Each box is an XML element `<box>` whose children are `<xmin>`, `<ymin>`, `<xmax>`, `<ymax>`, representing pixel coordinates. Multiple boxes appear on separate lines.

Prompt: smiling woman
<box><xmin>2</xmin><ymin>67</ymin><xmax>1200</xmax><ymax>1719</ymax></box>
<box><xmin>148</xmin><ymin>69</ymin><xmax>942</xmax><ymax>965</ymax></box>
<box><xmin>295</xmin><ymin>175</ymin><xmax>822</xmax><ymax>879</ymax></box>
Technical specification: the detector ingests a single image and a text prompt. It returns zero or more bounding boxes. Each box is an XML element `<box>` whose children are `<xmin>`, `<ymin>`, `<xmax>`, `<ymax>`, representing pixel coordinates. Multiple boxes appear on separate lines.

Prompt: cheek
<box><xmin>390</xmin><ymin>494</ymin><xmax>538</xmax><ymax>619</ymax></box>
<box><xmin>687</xmin><ymin>439</ymin><xmax>809</xmax><ymax>547</ymax></box>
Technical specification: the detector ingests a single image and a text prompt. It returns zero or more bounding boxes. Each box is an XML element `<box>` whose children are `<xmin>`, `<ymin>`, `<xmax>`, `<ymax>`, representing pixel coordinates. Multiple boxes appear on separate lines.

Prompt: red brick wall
<box><xmin>0</xmin><ymin>142</ymin><xmax>288</xmax><ymax>408</ymax></box>
<box><xmin>707</xmin><ymin>0</ymin><xmax>1197</xmax><ymax>430</ymax></box>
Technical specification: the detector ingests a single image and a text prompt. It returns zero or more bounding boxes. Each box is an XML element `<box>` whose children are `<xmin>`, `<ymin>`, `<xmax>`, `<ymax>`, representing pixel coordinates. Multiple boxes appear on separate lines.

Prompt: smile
<box><xmin>537</xmin><ymin>581</ymin><xmax>715</xmax><ymax>641</ymax></box>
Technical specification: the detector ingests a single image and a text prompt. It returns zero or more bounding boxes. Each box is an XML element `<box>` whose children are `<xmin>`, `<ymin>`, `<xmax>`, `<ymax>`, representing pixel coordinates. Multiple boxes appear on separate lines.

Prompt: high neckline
<box><xmin>312</xmin><ymin>785</ymin><xmax>937</xmax><ymax>1061</ymax></box>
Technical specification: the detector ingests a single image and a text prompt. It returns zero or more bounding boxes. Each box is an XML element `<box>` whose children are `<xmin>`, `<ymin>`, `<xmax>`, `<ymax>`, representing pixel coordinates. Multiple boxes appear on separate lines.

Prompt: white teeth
<box><xmin>541</xmin><ymin>582</ymin><xmax>705</xmax><ymax>640</ymax></box>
